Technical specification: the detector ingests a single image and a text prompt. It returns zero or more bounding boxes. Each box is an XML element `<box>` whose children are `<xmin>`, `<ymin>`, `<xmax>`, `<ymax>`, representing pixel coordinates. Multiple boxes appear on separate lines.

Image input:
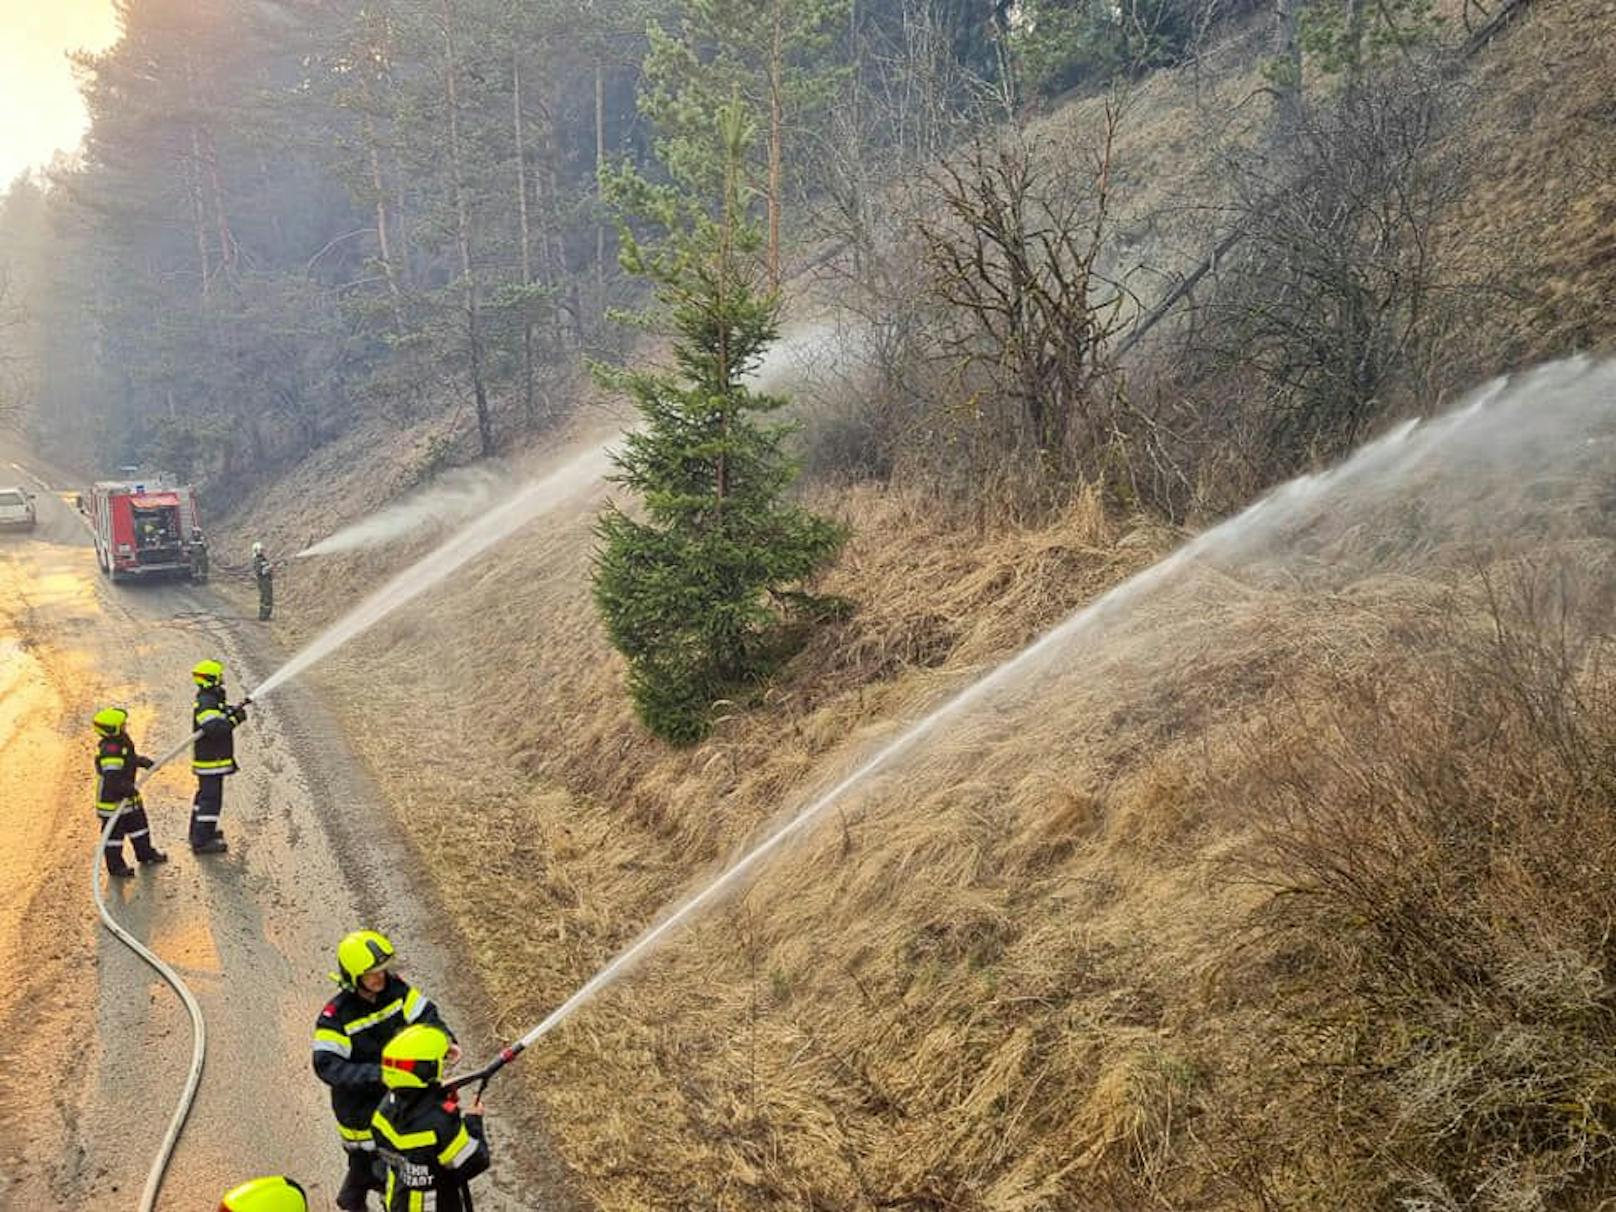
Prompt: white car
<box><xmin>0</xmin><ymin>486</ymin><xmax>37</xmax><ymax>530</ymax></box>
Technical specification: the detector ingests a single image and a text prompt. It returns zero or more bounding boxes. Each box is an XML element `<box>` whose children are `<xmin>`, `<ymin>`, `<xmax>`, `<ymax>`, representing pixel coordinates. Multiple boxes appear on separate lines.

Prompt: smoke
<box><xmin>295</xmin><ymin>463</ymin><xmax>513</xmax><ymax>559</ymax></box>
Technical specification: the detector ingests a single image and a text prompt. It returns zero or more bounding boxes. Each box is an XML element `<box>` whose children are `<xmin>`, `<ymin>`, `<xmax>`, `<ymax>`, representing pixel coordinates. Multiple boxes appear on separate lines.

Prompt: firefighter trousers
<box><xmin>257</xmin><ymin>576</ymin><xmax>274</xmax><ymax>620</ymax></box>
<box><xmin>99</xmin><ymin>799</ymin><xmax>159</xmax><ymax>871</ymax></box>
<box><xmin>190</xmin><ymin>776</ymin><xmax>226</xmax><ymax>846</ymax></box>
<box><xmin>337</xmin><ymin>1139</ymin><xmax>384</xmax><ymax>1210</ymax></box>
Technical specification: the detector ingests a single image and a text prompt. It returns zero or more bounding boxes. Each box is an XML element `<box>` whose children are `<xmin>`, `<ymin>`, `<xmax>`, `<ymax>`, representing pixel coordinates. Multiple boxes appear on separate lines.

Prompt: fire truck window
<box><xmin>134</xmin><ymin>510</ymin><xmax>174</xmax><ymax>545</ymax></box>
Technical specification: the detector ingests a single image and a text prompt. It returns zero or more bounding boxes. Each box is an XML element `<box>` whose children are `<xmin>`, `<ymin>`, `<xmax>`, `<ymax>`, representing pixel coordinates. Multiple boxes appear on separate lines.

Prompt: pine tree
<box><xmin>593</xmin><ymin>98</ymin><xmax>846</xmax><ymax>744</ymax></box>
<box><xmin>640</xmin><ymin>0</ymin><xmax>849</xmax><ymax>288</ymax></box>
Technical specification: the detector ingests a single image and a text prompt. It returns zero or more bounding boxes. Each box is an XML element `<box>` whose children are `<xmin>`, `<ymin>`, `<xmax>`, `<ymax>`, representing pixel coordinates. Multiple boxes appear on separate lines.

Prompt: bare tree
<box><xmin>1201</xmin><ymin>72</ymin><xmax>1475</xmax><ymax>468</ymax></box>
<box><xmin>919</xmin><ymin>102</ymin><xmax>1126</xmax><ymax>481</ymax></box>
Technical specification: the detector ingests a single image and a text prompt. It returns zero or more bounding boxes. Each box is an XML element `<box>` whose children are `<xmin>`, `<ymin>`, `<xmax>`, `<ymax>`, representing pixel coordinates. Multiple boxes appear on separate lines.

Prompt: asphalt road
<box><xmin>0</xmin><ymin>449</ymin><xmax>572</xmax><ymax>1211</ymax></box>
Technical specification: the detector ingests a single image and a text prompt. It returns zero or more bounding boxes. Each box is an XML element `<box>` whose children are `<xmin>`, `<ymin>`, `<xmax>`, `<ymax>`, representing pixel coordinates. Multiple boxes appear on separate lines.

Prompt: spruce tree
<box><xmin>640</xmin><ymin>0</ymin><xmax>849</xmax><ymax>286</ymax></box>
<box><xmin>593</xmin><ymin>98</ymin><xmax>846</xmax><ymax>744</ymax></box>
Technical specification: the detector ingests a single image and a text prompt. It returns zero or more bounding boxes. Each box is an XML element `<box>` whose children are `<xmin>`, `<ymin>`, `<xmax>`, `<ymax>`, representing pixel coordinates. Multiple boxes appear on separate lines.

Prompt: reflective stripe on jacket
<box><xmin>191</xmin><ymin>686</ymin><xmax>238</xmax><ymax>776</ymax></box>
<box><xmin>95</xmin><ymin>734</ymin><xmax>148</xmax><ymax>813</ymax></box>
<box><xmin>373</xmin><ymin>1089</ymin><xmax>489</xmax><ymax>1212</ymax></box>
<box><xmin>313</xmin><ymin>974</ymin><xmax>453</xmax><ymax>1137</ymax></box>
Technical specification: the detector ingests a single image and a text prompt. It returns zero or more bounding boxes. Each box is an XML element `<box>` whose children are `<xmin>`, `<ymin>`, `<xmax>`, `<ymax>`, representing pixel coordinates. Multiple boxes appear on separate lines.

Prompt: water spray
<box><xmin>94</xmin><ymin>438</ymin><xmax>609</xmax><ymax>1194</ymax></box>
<box><xmin>254</xmin><ymin>443</ymin><xmax>612</xmax><ymax>700</ymax></box>
<box><xmin>445</xmin><ymin>357</ymin><xmax>1616</xmax><ymax>1095</ymax></box>
<box><xmin>95</xmin><ymin>356</ymin><xmax>1616</xmax><ymax>1185</ymax></box>
<box><xmin>90</xmin><ymin>322</ymin><xmax>862</xmax><ymax>1190</ymax></box>
<box><xmin>295</xmin><ymin>464</ymin><xmax>513</xmax><ymax>560</ymax></box>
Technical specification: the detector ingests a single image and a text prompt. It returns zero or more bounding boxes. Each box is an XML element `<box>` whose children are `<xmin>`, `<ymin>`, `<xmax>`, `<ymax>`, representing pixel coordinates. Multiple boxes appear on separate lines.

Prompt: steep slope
<box><xmin>212</xmin><ymin>3</ymin><xmax>1616</xmax><ymax>1207</ymax></box>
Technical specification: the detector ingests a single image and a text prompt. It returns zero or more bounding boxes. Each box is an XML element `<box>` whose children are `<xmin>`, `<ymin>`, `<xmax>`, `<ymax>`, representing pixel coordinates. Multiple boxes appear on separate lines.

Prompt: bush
<box><xmin>1241</xmin><ymin>566</ymin><xmax>1616</xmax><ymax>1207</ymax></box>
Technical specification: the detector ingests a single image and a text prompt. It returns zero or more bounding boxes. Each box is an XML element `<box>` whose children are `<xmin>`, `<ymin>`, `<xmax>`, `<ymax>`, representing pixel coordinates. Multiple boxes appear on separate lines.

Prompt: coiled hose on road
<box><xmin>92</xmin><ymin>727</ymin><xmax>209</xmax><ymax>1212</ymax></box>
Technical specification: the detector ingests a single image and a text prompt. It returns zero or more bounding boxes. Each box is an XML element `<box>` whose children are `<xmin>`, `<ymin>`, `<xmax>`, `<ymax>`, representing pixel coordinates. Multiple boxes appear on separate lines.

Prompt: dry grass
<box><xmin>1435</xmin><ymin>0</ymin><xmax>1616</xmax><ymax>374</ymax></box>
<box><xmin>301</xmin><ymin>398</ymin><xmax>1616</xmax><ymax>1209</ymax></box>
<box><xmin>203</xmin><ymin>3</ymin><xmax>1616</xmax><ymax>1207</ymax></box>
<box><xmin>1224</xmin><ymin>564</ymin><xmax>1616</xmax><ymax>1210</ymax></box>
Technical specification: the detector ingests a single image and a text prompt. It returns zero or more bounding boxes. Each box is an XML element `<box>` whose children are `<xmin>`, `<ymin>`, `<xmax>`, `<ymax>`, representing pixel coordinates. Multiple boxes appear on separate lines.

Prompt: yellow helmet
<box><xmin>219</xmin><ymin>1175</ymin><xmax>307</xmax><ymax>1212</ymax></box>
<box><xmin>193</xmin><ymin>659</ymin><xmax>225</xmax><ymax>688</ymax></box>
<box><xmin>381</xmin><ymin>1023</ymin><xmax>452</xmax><ymax>1090</ymax></box>
<box><xmin>334</xmin><ymin>929</ymin><xmax>395</xmax><ymax>990</ymax></box>
<box><xmin>93</xmin><ymin>706</ymin><xmax>129</xmax><ymax>737</ymax></box>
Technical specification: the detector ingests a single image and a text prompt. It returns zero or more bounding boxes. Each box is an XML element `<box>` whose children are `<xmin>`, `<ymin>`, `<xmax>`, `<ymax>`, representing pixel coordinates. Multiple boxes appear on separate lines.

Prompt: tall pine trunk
<box><xmin>595</xmin><ymin>63</ymin><xmax>607</xmax><ymax>313</ymax></box>
<box><xmin>1273</xmin><ymin>0</ymin><xmax>1305</xmax><ymax>137</ymax></box>
<box><xmin>183</xmin><ymin>51</ymin><xmax>213</xmax><ymax>300</ymax></box>
<box><xmin>537</xmin><ymin>78</ymin><xmax>579</xmax><ymax>350</ymax></box>
<box><xmin>767</xmin><ymin>1</ymin><xmax>784</xmax><ymax>291</ymax></box>
<box><xmin>380</xmin><ymin>2</ymin><xmax>414</xmax><ymax>290</ymax></box>
<box><xmin>186</xmin><ymin>126</ymin><xmax>213</xmax><ymax>300</ymax></box>
<box><xmin>364</xmin><ymin>112</ymin><xmax>406</xmax><ymax>332</ymax></box>
<box><xmin>1343</xmin><ymin>0</ymin><xmax>1368</xmax><ymax>106</ymax></box>
<box><xmin>512</xmin><ymin>43</ymin><xmax>537</xmax><ymax>427</ymax></box>
<box><xmin>202</xmin><ymin>127</ymin><xmax>235</xmax><ymax>275</ymax></box>
<box><xmin>440</xmin><ymin>0</ymin><xmax>494</xmax><ymax>457</ymax></box>
<box><xmin>359</xmin><ymin>4</ymin><xmax>405</xmax><ymax>334</ymax></box>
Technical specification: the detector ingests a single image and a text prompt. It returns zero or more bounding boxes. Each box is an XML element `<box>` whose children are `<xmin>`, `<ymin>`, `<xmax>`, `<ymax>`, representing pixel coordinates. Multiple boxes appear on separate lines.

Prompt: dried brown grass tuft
<box><xmin>1415</xmin><ymin>0</ymin><xmax>1616</xmax><ymax>383</ymax></box>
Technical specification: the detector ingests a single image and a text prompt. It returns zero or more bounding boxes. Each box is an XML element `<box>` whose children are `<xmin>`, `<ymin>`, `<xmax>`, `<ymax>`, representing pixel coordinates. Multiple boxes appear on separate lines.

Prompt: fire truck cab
<box><xmin>89</xmin><ymin>480</ymin><xmax>204</xmax><ymax>583</ymax></box>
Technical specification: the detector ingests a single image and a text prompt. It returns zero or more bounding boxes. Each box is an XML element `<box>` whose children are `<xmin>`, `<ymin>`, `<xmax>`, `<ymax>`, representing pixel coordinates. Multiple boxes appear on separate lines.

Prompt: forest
<box><xmin>1</xmin><ymin>0</ymin><xmax>1546</xmax><ymax>524</ymax></box>
<box><xmin>1</xmin><ymin>0</ymin><xmax>991</xmax><ymax>493</ymax></box>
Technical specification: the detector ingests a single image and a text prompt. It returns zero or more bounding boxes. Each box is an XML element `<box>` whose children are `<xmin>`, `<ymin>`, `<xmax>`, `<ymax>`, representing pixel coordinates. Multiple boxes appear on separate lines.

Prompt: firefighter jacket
<box><xmin>313</xmin><ymin>975</ymin><xmax>453</xmax><ymax>1148</ymax></box>
<box><xmin>192</xmin><ymin>686</ymin><xmax>240</xmax><ymax>776</ymax></box>
<box><xmin>95</xmin><ymin>733</ymin><xmax>153</xmax><ymax>814</ymax></box>
<box><xmin>254</xmin><ymin>552</ymin><xmax>273</xmax><ymax>584</ymax></box>
<box><xmin>372</xmin><ymin>1088</ymin><xmax>489</xmax><ymax>1212</ymax></box>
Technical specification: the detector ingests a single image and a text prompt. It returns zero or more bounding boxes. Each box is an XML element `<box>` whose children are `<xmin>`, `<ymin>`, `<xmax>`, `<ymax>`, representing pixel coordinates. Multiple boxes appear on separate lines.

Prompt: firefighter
<box><xmin>190</xmin><ymin>525</ymin><xmax>209</xmax><ymax>582</ymax></box>
<box><xmin>220</xmin><ymin>1177</ymin><xmax>309</xmax><ymax>1212</ymax></box>
<box><xmin>373</xmin><ymin>1024</ymin><xmax>490</xmax><ymax>1212</ymax></box>
<box><xmin>92</xmin><ymin>706</ymin><xmax>168</xmax><ymax>877</ymax></box>
<box><xmin>189</xmin><ymin>658</ymin><xmax>246</xmax><ymax>854</ymax></box>
<box><xmin>313</xmin><ymin>930</ymin><xmax>460</xmax><ymax>1212</ymax></box>
<box><xmin>253</xmin><ymin>541</ymin><xmax>274</xmax><ymax>620</ymax></box>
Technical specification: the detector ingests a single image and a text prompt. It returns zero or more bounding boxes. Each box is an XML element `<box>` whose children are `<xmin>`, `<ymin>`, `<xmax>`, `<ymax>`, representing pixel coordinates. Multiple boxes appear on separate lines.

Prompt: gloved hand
<box><xmin>228</xmin><ymin>703</ymin><xmax>249</xmax><ymax>725</ymax></box>
<box><xmin>137</xmin><ymin>755</ymin><xmax>155</xmax><ymax>769</ymax></box>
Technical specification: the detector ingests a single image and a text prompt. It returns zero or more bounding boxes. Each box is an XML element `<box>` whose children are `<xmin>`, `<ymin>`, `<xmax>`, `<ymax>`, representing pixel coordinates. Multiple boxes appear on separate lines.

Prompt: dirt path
<box><xmin>0</xmin><ymin>450</ymin><xmax>576</xmax><ymax>1211</ymax></box>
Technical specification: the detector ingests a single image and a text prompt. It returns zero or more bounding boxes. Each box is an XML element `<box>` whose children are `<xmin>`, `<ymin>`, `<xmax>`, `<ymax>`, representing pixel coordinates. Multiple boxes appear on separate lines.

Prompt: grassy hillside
<box><xmin>217</xmin><ymin>2</ymin><xmax>1616</xmax><ymax>1207</ymax></box>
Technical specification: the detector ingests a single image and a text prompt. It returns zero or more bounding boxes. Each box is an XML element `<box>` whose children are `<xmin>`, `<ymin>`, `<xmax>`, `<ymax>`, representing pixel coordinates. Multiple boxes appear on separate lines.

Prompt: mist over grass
<box><xmin>296</xmin><ymin>463</ymin><xmax>514</xmax><ymax>559</ymax></box>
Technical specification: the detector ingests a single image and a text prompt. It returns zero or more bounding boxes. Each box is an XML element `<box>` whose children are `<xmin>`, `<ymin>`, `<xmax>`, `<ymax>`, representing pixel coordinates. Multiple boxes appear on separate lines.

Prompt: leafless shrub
<box><xmin>918</xmin><ymin>102</ymin><xmax>1129</xmax><ymax>501</ymax></box>
<box><xmin>1195</xmin><ymin>68</ymin><xmax>1480</xmax><ymax>471</ymax></box>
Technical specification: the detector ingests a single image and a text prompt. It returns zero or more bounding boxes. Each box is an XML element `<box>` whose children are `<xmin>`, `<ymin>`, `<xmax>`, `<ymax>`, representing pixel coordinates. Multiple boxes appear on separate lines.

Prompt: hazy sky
<box><xmin>0</xmin><ymin>1</ymin><xmax>121</xmax><ymax>184</ymax></box>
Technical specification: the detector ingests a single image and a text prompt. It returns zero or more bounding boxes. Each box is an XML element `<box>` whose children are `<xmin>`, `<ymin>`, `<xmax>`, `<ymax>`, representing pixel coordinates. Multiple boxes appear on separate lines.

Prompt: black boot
<box><xmin>138</xmin><ymin>848</ymin><xmax>169</xmax><ymax>865</ymax></box>
<box><xmin>335</xmin><ymin>1149</ymin><xmax>376</xmax><ymax>1210</ymax></box>
<box><xmin>192</xmin><ymin>836</ymin><xmax>228</xmax><ymax>855</ymax></box>
<box><xmin>105</xmin><ymin>853</ymin><xmax>135</xmax><ymax>878</ymax></box>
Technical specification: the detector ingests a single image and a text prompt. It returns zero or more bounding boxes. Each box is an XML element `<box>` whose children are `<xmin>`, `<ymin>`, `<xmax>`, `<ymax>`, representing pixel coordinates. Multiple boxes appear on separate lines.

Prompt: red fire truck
<box><xmin>88</xmin><ymin>480</ymin><xmax>205</xmax><ymax>583</ymax></box>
